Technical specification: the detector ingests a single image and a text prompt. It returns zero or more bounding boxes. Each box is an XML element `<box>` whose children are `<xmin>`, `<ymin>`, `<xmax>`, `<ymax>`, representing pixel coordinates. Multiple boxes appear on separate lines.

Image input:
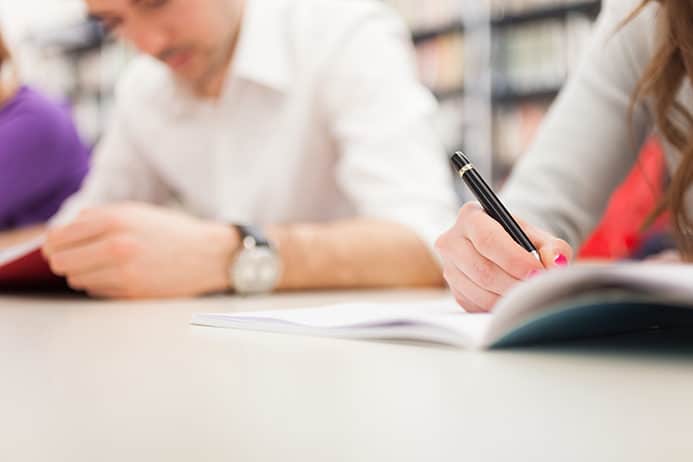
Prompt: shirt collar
<box><xmin>230</xmin><ymin>0</ymin><xmax>292</xmax><ymax>93</ymax></box>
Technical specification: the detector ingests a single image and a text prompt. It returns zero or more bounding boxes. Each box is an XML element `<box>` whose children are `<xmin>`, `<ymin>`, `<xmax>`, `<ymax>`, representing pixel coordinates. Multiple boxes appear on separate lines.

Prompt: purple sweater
<box><xmin>0</xmin><ymin>86</ymin><xmax>89</xmax><ymax>230</ymax></box>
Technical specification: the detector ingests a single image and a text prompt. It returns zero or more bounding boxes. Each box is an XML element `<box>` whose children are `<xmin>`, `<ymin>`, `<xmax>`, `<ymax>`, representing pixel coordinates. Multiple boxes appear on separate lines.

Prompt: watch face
<box><xmin>232</xmin><ymin>247</ymin><xmax>281</xmax><ymax>294</ymax></box>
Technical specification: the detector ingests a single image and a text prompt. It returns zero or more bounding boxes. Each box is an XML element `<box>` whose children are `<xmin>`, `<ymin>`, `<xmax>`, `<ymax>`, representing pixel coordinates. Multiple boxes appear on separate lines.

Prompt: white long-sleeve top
<box><xmin>503</xmin><ymin>0</ymin><xmax>693</xmax><ymax>249</ymax></box>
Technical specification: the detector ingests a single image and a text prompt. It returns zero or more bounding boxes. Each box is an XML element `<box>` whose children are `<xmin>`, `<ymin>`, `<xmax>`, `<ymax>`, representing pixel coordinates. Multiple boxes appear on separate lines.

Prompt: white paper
<box><xmin>0</xmin><ymin>237</ymin><xmax>44</xmax><ymax>266</ymax></box>
<box><xmin>193</xmin><ymin>262</ymin><xmax>693</xmax><ymax>349</ymax></box>
<box><xmin>482</xmin><ymin>262</ymin><xmax>693</xmax><ymax>345</ymax></box>
<box><xmin>192</xmin><ymin>298</ymin><xmax>493</xmax><ymax>347</ymax></box>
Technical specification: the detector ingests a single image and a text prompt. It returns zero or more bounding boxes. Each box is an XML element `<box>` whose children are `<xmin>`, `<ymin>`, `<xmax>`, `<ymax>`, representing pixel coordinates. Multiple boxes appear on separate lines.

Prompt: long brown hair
<box><xmin>0</xmin><ymin>30</ymin><xmax>12</xmax><ymax>102</ymax></box>
<box><xmin>628</xmin><ymin>0</ymin><xmax>693</xmax><ymax>259</ymax></box>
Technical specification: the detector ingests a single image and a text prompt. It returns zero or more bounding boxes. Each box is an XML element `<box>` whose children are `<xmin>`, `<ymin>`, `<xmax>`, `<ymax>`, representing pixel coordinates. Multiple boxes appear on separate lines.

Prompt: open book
<box><xmin>0</xmin><ymin>238</ymin><xmax>61</xmax><ymax>289</ymax></box>
<box><xmin>192</xmin><ymin>263</ymin><xmax>693</xmax><ymax>349</ymax></box>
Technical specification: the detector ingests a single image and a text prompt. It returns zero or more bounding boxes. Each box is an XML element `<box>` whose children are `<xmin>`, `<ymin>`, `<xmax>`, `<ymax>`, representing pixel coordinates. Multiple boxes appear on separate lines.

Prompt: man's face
<box><xmin>87</xmin><ymin>0</ymin><xmax>240</xmax><ymax>84</ymax></box>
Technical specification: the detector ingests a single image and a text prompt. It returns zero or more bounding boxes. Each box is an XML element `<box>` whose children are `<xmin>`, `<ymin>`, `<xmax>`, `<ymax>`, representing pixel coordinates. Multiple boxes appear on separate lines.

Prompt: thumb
<box><xmin>537</xmin><ymin>238</ymin><xmax>573</xmax><ymax>269</ymax></box>
<box><xmin>517</xmin><ymin>219</ymin><xmax>574</xmax><ymax>269</ymax></box>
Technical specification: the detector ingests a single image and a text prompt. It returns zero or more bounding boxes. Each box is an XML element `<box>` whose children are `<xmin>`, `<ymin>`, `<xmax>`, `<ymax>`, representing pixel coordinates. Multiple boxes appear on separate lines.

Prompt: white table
<box><xmin>1</xmin><ymin>290</ymin><xmax>692</xmax><ymax>461</ymax></box>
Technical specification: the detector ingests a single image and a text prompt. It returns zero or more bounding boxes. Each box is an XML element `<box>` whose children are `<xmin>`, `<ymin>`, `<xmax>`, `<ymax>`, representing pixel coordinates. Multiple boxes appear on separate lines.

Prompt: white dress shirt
<box><xmin>57</xmin><ymin>0</ymin><xmax>458</xmax><ymax>253</ymax></box>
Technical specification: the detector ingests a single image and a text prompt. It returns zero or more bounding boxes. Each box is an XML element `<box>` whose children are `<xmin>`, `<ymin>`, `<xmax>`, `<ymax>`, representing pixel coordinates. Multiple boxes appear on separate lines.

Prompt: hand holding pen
<box><xmin>435</xmin><ymin>152</ymin><xmax>573</xmax><ymax>312</ymax></box>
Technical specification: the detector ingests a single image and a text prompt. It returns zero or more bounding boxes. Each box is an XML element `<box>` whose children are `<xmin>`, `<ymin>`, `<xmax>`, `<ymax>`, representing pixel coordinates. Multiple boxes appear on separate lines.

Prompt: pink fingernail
<box><xmin>554</xmin><ymin>254</ymin><xmax>568</xmax><ymax>266</ymax></box>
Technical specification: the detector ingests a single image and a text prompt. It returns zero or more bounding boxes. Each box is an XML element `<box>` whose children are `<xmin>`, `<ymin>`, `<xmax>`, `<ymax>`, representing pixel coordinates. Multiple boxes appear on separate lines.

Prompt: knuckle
<box><xmin>474</xmin><ymin>229</ymin><xmax>496</xmax><ymax>252</ymax></box>
<box><xmin>472</xmin><ymin>259</ymin><xmax>495</xmax><ymax>289</ymax></box>
<box><xmin>506</xmin><ymin>255</ymin><xmax>536</xmax><ymax>278</ymax></box>
<box><xmin>459</xmin><ymin>201</ymin><xmax>481</xmax><ymax>217</ymax></box>
<box><xmin>467</xmin><ymin>205</ymin><xmax>490</xmax><ymax>227</ymax></box>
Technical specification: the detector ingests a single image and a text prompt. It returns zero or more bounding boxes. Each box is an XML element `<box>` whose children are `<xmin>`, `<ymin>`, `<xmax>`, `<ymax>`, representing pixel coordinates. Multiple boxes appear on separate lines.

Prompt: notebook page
<box><xmin>612</xmin><ymin>263</ymin><xmax>693</xmax><ymax>297</ymax></box>
<box><xmin>481</xmin><ymin>262</ymin><xmax>693</xmax><ymax>347</ymax></box>
<box><xmin>192</xmin><ymin>298</ymin><xmax>493</xmax><ymax>347</ymax></box>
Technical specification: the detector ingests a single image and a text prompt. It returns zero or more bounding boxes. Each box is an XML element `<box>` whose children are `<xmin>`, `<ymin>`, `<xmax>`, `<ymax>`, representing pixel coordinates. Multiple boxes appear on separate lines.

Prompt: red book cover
<box><xmin>0</xmin><ymin>239</ymin><xmax>65</xmax><ymax>289</ymax></box>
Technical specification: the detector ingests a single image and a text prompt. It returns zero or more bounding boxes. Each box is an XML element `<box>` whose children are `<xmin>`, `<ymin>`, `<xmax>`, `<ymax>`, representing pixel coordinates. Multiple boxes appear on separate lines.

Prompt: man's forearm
<box><xmin>267</xmin><ymin>219</ymin><xmax>444</xmax><ymax>291</ymax></box>
<box><xmin>41</xmin><ymin>204</ymin><xmax>444</xmax><ymax>299</ymax></box>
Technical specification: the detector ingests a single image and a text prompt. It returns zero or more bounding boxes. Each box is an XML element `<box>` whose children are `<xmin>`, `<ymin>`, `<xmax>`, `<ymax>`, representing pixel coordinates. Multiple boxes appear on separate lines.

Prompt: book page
<box><xmin>192</xmin><ymin>298</ymin><xmax>493</xmax><ymax>348</ymax></box>
<box><xmin>482</xmin><ymin>262</ymin><xmax>693</xmax><ymax>346</ymax></box>
<box><xmin>0</xmin><ymin>237</ymin><xmax>44</xmax><ymax>266</ymax></box>
<box><xmin>194</xmin><ymin>263</ymin><xmax>693</xmax><ymax>349</ymax></box>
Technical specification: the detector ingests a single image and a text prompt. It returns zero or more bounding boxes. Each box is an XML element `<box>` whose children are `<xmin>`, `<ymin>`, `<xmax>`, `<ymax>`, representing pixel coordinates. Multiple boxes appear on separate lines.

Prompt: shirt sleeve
<box><xmin>319</xmin><ymin>4</ymin><xmax>459</xmax><ymax>257</ymax></box>
<box><xmin>500</xmin><ymin>0</ymin><xmax>656</xmax><ymax>249</ymax></box>
<box><xmin>53</xmin><ymin>85</ymin><xmax>173</xmax><ymax>225</ymax></box>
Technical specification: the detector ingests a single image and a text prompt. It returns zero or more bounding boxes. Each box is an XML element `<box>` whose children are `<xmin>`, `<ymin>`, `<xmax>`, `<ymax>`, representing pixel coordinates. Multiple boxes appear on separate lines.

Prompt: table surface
<box><xmin>1</xmin><ymin>289</ymin><xmax>692</xmax><ymax>462</ymax></box>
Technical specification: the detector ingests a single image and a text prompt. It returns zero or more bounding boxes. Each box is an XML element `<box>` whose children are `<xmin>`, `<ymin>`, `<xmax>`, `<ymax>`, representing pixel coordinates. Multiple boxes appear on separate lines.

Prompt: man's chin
<box><xmin>163</xmin><ymin>62</ymin><xmax>202</xmax><ymax>84</ymax></box>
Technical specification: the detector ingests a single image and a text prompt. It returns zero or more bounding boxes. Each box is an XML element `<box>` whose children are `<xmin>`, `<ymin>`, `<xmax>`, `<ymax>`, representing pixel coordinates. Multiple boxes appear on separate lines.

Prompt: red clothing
<box><xmin>579</xmin><ymin>138</ymin><xmax>668</xmax><ymax>259</ymax></box>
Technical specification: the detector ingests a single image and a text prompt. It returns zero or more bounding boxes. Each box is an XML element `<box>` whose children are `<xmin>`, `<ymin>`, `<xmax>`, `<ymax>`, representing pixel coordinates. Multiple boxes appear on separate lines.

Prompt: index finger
<box><xmin>462</xmin><ymin>204</ymin><xmax>543</xmax><ymax>280</ymax></box>
<box><xmin>44</xmin><ymin>214</ymin><xmax>115</xmax><ymax>256</ymax></box>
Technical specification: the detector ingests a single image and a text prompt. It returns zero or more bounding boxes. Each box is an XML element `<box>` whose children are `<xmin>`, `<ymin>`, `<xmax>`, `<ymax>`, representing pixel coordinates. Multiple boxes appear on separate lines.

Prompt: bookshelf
<box><xmin>492</xmin><ymin>87</ymin><xmax>559</xmax><ymax>105</ymax></box>
<box><xmin>409</xmin><ymin>0</ymin><xmax>600</xmax><ymax>41</ymax></box>
<box><xmin>385</xmin><ymin>0</ymin><xmax>602</xmax><ymax>186</ymax></box>
<box><xmin>385</xmin><ymin>0</ymin><xmax>492</xmax><ymax>189</ymax></box>
<box><xmin>24</xmin><ymin>18</ymin><xmax>130</xmax><ymax>145</ymax></box>
<box><xmin>491</xmin><ymin>0</ymin><xmax>600</xmax><ymax>27</ymax></box>
<box><xmin>491</xmin><ymin>0</ymin><xmax>601</xmax><ymax>183</ymax></box>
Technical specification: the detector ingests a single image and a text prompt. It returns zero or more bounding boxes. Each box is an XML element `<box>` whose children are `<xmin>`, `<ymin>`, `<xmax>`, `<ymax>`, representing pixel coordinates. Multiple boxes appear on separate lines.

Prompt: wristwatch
<box><xmin>229</xmin><ymin>224</ymin><xmax>282</xmax><ymax>295</ymax></box>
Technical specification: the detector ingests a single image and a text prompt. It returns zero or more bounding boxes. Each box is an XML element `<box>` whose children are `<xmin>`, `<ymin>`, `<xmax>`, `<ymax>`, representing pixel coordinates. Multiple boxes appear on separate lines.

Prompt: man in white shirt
<box><xmin>41</xmin><ymin>0</ymin><xmax>458</xmax><ymax>299</ymax></box>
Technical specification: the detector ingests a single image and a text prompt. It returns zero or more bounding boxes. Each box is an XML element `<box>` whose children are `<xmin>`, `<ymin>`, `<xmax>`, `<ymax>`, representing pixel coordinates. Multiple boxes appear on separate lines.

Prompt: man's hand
<box><xmin>43</xmin><ymin>203</ymin><xmax>239</xmax><ymax>299</ymax></box>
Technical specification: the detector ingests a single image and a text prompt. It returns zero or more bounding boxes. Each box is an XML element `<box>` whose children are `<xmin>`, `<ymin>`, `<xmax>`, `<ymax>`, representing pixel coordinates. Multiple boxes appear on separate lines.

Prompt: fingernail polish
<box><xmin>554</xmin><ymin>254</ymin><xmax>568</xmax><ymax>266</ymax></box>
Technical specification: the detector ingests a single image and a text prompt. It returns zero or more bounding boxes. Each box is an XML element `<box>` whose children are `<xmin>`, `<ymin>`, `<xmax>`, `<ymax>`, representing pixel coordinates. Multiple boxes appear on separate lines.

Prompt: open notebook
<box><xmin>0</xmin><ymin>238</ymin><xmax>61</xmax><ymax>289</ymax></box>
<box><xmin>192</xmin><ymin>263</ymin><xmax>693</xmax><ymax>349</ymax></box>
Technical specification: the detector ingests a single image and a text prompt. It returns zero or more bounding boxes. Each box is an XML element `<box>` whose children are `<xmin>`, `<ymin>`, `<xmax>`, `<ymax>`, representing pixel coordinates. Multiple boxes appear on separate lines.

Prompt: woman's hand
<box><xmin>435</xmin><ymin>202</ymin><xmax>573</xmax><ymax>312</ymax></box>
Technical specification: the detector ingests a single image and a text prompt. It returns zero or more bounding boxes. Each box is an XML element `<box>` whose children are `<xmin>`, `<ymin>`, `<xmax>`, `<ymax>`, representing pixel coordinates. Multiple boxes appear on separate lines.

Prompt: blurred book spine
<box><xmin>491</xmin><ymin>8</ymin><xmax>597</xmax><ymax>181</ymax></box>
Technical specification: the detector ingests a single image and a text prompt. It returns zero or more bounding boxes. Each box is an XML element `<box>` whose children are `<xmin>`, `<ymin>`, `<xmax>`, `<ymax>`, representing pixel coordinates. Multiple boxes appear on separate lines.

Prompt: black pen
<box><xmin>450</xmin><ymin>151</ymin><xmax>541</xmax><ymax>262</ymax></box>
